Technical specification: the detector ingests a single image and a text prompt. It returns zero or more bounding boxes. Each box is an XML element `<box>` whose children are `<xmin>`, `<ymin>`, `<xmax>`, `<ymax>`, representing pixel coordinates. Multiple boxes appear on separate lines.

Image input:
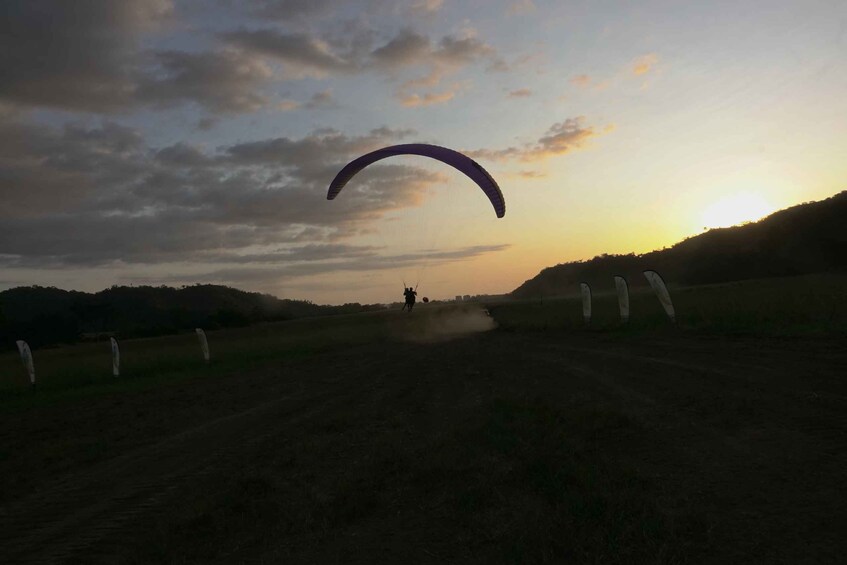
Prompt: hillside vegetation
<box><xmin>0</xmin><ymin>284</ymin><xmax>383</xmax><ymax>348</ymax></box>
<box><xmin>512</xmin><ymin>191</ymin><xmax>847</xmax><ymax>298</ymax></box>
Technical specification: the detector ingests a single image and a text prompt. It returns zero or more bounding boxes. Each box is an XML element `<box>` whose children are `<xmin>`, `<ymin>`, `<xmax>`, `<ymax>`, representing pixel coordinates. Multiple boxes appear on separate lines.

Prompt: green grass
<box><xmin>1</xmin><ymin>277</ymin><xmax>844</xmax><ymax>562</ymax></box>
<box><xmin>0</xmin><ymin>308</ymin><xmax>399</xmax><ymax>406</ymax></box>
<box><xmin>2</xmin><ymin>274</ymin><xmax>844</xmax><ymax>403</ymax></box>
<box><xmin>130</xmin><ymin>394</ymin><xmax>703</xmax><ymax>564</ymax></box>
<box><xmin>487</xmin><ymin>273</ymin><xmax>847</xmax><ymax>336</ymax></box>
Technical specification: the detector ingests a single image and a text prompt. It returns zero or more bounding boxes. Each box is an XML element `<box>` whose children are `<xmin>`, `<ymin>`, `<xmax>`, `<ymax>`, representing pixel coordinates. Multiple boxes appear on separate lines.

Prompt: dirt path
<box><xmin>0</xmin><ymin>330</ymin><xmax>844</xmax><ymax>563</ymax></box>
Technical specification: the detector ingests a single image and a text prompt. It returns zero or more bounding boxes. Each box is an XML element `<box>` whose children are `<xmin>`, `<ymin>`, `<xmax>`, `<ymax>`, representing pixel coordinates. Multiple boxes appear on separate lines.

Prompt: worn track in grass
<box><xmin>0</xmin><ymin>329</ymin><xmax>845</xmax><ymax>563</ymax></box>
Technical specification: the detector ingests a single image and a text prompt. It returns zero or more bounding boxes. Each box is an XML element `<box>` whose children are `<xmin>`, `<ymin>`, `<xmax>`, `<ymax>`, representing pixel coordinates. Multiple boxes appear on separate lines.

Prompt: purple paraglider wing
<box><xmin>327</xmin><ymin>144</ymin><xmax>505</xmax><ymax>218</ymax></box>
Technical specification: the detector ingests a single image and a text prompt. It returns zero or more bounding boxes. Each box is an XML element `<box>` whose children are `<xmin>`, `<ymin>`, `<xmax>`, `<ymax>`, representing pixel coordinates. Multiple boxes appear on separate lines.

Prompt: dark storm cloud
<box><xmin>0</xmin><ymin>0</ymin><xmax>173</xmax><ymax>112</ymax></box>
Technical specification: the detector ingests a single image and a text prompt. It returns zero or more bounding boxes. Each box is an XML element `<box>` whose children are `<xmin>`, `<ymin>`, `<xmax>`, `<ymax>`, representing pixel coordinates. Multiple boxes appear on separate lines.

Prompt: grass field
<box><xmin>491</xmin><ymin>273</ymin><xmax>847</xmax><ymax>336</ymax></box>
<box><xmin>0</xmin><ymin>274</ymin><xmax>845</xmax><ymax>563</ymax></box>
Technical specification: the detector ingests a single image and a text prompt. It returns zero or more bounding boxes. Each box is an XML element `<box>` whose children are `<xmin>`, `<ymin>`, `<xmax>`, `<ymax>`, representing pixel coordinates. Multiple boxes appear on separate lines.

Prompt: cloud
<box><xmin>0</xmin><ymin>118</ymin><xmax>445</xmax><ymax>269</ymax></box>
<box><xmin>303</xmin><ymin>89</ymin><xmax>337</xmax><ymax>109</ymax></box>
<box><xmin>399</xmin><ymin>90</ymin><xmax>456</xmax><ymax>107</ymax></box>
<box><xmin>508</xmin><ymin>88</ymin><xmax>533</xmax><ymax>98</ymax></box>
<box><xmin>154</xmin><ymin>142</ymin><xmax>210</xmax><ymax>167</ymax></box>
<box><xmin>0</xmin><ymin>1</ymin><xmax>291</xmax><ymax>115</ymax></box>
<box><xmin>569</xmin><ymin>73</ymin><xmax>611</xmax><ymax>92</ymax></box>
<box><xmin>533</xmin><ymin>119</ymin><xmax>604</xmax><ymax>157</ymax></box>
<box><xmin>220</xmin><ymin>126</ymin><xmax>413</xmax><ymax>168</ymax></box>
<box><xmin>195</xmin><ymin>117</ymin><xmax>218</xmax><ymax>131</ymax></box>
<box><xmin>224</xmin><ymin>26</ymin><xmax>500</xmax><ymax>76</ymax></box>
<box><xmin>370</xmin><ymin>28</ymin><xmax>431</xmax><ymax>68</ymax></box>
<box><xmin>249</xmin><ymin>0</ymin><xmax>339</xmax><ymax>21</ymax></box>
<box><xmin>199</xmin><ymin>244</ymin><xmax>381</xmax><ymax>264</ymax></box>
<box><xmin>633</xmin><ymin>53</ymin><xmax>659</xmax><ymax>75</ymax></box>
<box><xmin>125</xmin><ymin>244</ymin><xmax>512</xmax><ymax>286</ymax></box>
<box><xmin>432</xmin><ymin>33</ymin><xmax>497</xmax><ymax>65</ymax></box>
<box><xmin>508</xmin><ymin>0</ymin><xmax>536</xmax><ymax>15</ymax></box>
<box><xmin>0</xmin><ymin>113</ymin><xmax>518</xmax><ymax>288</ymax></box>
<box><xmin>221</xmin><ymin>29</ymin><xmax>351</xmax><ymax>77</ymax></box>
<box><xmin>138</xmin><ymin>49</ymin><xmax>273</xmax><ymax>113</ymax></box>
<box><xmin>467</xmin><ymin>117</ymin><xmax>612</xmax><ymax>162</ymax></box>
<box><xmin>383</xmin><ymin>30</ymin><xmax>501</xmax><ymax>107</ymax></box>
<box><xmin>570</xmin><ymin>74</ymin><xmax>593</xmax><ymax>88</ymax></box>
<box><xmin>224</xmin><ymin>26</ymin><xmax>501</xmax><ymax>108</ymax></box>
<box><xmin>231</xmin><ymin>26</ymin><xmax>497</xmax><ymax>111</ymax></box>
<box><xmin>0</xmin><ymin>0</ymin><xmax>173</xmax><ymax>112</ymax></box>
<box><xmin>163</xmin><ymin>243</ymin><xmax>510</xmax><ymax>271</ymax></box>
<box><xmin>0</xmin><ymin>118</ymin><xmax>146</xmax><ymax>217</ymax></box>
<box><xmin>409</xmin><ymin>0</ymin><xmax>444</xmax><ymax>15</ymax></box>
<box><xmin>277</xmin><ymin>99</ymin><xmax>301</xmax><ymax>111</ymax></box>
<box><xmin>398</xmin><ymin>68</ymin><xmax>444</xmax><ymax>92</ymax></box>
<box><xmin>514</xmin><ymin>170</ymin><xmax>546</xmax><ymax>179</ymax></box>
<box><xmin>1</xmin><ymin>2</ymin><xmax>504</xmax><ymax>117</ymax></box>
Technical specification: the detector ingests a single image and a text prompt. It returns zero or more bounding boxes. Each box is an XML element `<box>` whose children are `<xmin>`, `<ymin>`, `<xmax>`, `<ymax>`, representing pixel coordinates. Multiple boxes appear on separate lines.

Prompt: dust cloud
<box><xmin>394</xmin><ymin>305</ymin><xmax>497</xmax><ymax>343</ymax></box>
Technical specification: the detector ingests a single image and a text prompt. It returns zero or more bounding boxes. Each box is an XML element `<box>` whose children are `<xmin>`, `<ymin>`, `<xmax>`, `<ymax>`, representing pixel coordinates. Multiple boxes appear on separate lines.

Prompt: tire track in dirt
<box><xmin>0</xmin><ymin>353</ymin><xmax>393</xmax><ymax>564</ymax></box>
<box><xmin>526</xmin><ymin>334</ymin><xmax>847</xmax><ymax>563</ymax></box>
<box><xmin>546</xmin><ymin>336</ymin><xmax>847</xmax><ymax>456</ymax></box>
<box><xmin>553</xmin><ymin>338</ymin><xmax>847</xmax><ymax>434</ymax></box>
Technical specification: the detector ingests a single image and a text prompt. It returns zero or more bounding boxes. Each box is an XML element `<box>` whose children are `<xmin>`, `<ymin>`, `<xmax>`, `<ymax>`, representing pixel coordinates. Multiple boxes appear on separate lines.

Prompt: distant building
<box><xmin>463</xmin><ymin>295</ymin><xmax>471</xmax><ymax>302</ymax></box>
<box><xmin>455</xmin><ymin>295</ymin><xmax>462</xmax><ymax>302</ymax></box>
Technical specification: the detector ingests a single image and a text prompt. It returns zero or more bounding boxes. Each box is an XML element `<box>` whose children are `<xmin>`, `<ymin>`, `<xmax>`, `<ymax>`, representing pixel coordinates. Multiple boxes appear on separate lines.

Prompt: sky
<box><xmin>1</xmin><ymin>0</ymin><xmax>845</xmax><ymax>304</ymax></box>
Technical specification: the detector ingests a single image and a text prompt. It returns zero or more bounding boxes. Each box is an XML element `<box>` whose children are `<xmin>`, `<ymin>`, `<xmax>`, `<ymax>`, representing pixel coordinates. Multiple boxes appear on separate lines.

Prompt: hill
<box><xmin>0</xmin><ymin>284</ymin><xmax>383</xmax><ymax>348</ymax></box>
<box><xmin>511</xmin><ymin>191</ymin><xmax>847</xmax><ymax>298</ymax></box>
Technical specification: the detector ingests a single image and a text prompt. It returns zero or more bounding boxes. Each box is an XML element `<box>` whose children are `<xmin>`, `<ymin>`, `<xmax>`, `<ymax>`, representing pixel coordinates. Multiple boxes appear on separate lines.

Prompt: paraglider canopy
<box><xmin>327</xmin><ymin>143</ymin><xmax>505</xmax><ymax>218</ymax></box>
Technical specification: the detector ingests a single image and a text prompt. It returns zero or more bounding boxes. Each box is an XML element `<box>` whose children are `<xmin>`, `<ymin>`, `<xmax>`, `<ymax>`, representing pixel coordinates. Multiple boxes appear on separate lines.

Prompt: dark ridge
<box><xmin>511</xmin><ymin>191</ymin><xmax>847</xmax><ymax>299</ymax></box>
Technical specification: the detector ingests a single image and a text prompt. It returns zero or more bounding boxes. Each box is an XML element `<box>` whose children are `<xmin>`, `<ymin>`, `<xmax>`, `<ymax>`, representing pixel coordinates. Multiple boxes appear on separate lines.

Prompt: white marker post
<box><xmin>579</xmin><ymin>282</ymin><xmax>592</xmax><ymax>326</ymax></box>
<box><xmin>110</xmin><ymin>337</ymin><xmax>120</xmax><ymax>377</ymax></box>
<box><xmin>15</xmin><ymin>340</ymin><xmax>35</xmax><ymax>389</ymax></box>
<box><xmin>643</xmin><ymin>270</ymin><xmax>676</xmax><ymax>324</ymax></box>
<box><xmin>614</xmin><ymin>275</ymin><xmax>630</xmax><ymax>324</ymax></box>
<box><xmin>195</xmin><ymin>328</ymin><xmax>210</xmax><ymax>363</ymax></box>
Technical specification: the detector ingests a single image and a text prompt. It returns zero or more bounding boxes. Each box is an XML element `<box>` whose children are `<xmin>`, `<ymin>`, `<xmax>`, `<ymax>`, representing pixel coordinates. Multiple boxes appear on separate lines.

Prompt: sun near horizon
<box><xmin>700</xmin><ymin>192</ymin><xmax>778</xmax><ymax>230</ymax></box>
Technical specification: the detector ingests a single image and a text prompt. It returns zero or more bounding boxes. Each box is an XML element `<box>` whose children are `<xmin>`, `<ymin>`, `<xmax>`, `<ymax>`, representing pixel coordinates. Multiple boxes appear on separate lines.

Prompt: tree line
<box><xmin>0</xmin><ymin>284</ymin><xmax>384</xmax><ymax>348</ymax></box>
